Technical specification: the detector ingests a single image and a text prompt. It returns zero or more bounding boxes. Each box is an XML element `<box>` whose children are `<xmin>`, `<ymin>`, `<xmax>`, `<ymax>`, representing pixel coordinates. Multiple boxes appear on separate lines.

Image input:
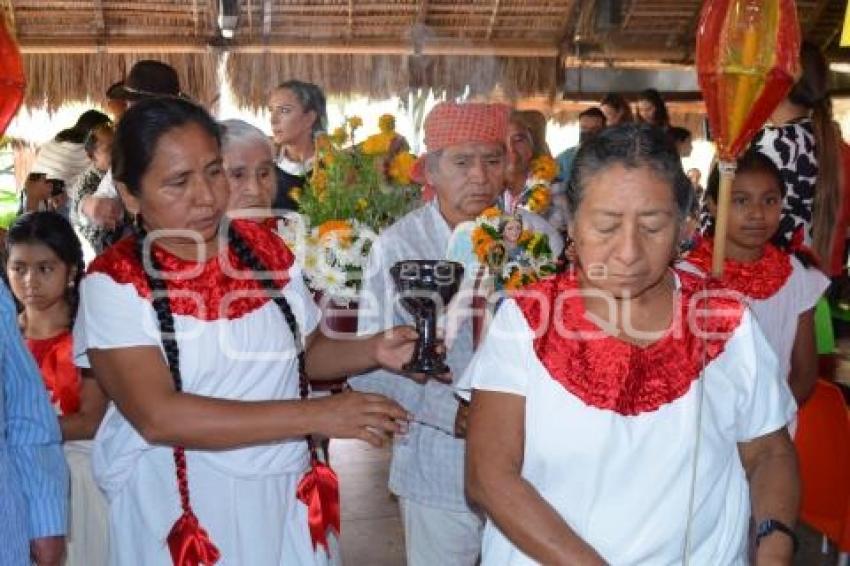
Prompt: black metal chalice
<box><xmin>390</xmin><ymin>259</ymin><xmax>464</xmax><ymax>375</ymax></box>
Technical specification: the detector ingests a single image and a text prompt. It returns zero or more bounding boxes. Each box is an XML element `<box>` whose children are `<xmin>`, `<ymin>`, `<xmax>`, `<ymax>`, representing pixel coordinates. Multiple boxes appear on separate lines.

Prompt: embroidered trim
<box><xmin>685</xmin><ymin>237</ymin><xmax>792</xmax><ymax>299</ymax></box>
<box><xmin>514</xmin><ymin>270</ymin><xmax>744</xmax><ymax>416</ymax></box>
<box><xmin>88</xmin><ymin>220</ymin><xmax>294</xmax><ymax>321</ymax></box>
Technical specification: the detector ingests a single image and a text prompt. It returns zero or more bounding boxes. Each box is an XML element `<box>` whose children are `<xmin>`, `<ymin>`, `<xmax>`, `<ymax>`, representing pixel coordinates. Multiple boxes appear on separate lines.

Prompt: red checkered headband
<box><xmin>411</xmin><ymin>102</ymin><xmax>511</xmax><ymax>184</ymax></box>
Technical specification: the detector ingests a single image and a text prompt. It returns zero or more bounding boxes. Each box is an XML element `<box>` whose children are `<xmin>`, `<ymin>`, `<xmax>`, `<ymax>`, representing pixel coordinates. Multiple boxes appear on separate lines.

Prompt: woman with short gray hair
<box><xmin>220</xmin><ymin>119</ymin><xmax>278</xmax><ymax>217</ymax></box>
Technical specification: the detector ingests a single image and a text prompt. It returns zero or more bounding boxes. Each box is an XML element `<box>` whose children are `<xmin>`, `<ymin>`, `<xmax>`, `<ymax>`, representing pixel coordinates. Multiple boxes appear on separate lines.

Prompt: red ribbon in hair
<box><xmin>166</xmin><ymin>448</ymin><xmax>220</xmax><ymax>566</ymax></box>
<box><xmin>167</xmin><ymin>511</ymin><xmax>220</xmax><ymax>566</ymax></box>
<box><xmin>296</xmin><ymin>458</ymin><xmax>341</xmax><ymax>552</ymax></box>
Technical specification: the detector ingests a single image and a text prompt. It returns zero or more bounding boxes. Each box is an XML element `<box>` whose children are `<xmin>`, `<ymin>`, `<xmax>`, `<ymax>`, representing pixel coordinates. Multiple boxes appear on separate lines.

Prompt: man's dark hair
<box><xmin>55</xmin><ymin>110</ymin><xmax>111</xmax><ymax>144</ymax></box>
<box><xmin>668</xmin><ymin>126</ymin><xmax>692</xmax><ymax>145</ymax></box>
<box><xmin>578</xmin><ymin>107</ymin><xmax>606</xmax><ymax>122</ymax></box>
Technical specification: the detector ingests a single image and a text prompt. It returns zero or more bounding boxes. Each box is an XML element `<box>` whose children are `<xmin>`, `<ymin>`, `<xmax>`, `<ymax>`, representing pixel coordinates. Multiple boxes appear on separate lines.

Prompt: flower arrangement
<box><xmin>520</xmin><ymin>155</ymin><xmax>558</xmax><ymax>215</ymax></box>
<box><xmin>289</xmin><ymin>114</ymin><xmax>421</xmax><ymax>303</ymax></box>
<box><xmin>280</xmin><ymin>218</ymin><xmax>377</xmax><ymax>304</ymax></box>
<box><xmin>471</xmin><ymin>206</ymin><xmax>556</xmax><ymax>291</ymax></box>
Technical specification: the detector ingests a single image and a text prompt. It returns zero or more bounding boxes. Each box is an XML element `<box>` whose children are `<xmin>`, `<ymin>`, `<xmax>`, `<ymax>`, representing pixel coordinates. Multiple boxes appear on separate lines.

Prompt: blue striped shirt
<box><xmin>0</xmin><ymin>282</ymin><xmax>67</xmax><ymax>565</ymax></box>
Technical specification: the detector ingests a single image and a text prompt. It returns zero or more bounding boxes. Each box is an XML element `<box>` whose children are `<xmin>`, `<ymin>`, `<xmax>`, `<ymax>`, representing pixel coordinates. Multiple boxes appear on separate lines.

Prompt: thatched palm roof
<box><xmin>4</xmin><ymin>0</ymin><xmax>848</xmax><ymax>111</ymax></box>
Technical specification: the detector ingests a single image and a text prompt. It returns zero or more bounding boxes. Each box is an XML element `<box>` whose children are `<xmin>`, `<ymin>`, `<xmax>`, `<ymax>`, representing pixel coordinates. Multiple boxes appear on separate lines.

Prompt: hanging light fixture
<box><xmin>218</xmin><ymin>0</ymin><xmax>239</xmax><ymax>39</ymax></box>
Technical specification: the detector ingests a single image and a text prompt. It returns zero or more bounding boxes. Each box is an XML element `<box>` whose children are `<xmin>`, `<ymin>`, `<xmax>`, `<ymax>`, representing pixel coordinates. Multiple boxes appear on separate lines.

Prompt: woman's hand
<box><xmin>312</xmin><ymin>391</ymin><xmax>410</xmax><ymax>447</ymax></box>
<box><xmin>370</xmin><ymin>326</ymin><xmax>452</xmax><ymax>384</ymax></box>
<box><xmin>371</xmin><ymin>325</ymin><xmax>418</xmax><ymax>372</ymax></box>
<box><xmin>23</xmin><ymin>176</ymin><xmax>51</xmax><ymax>211</ymax></box>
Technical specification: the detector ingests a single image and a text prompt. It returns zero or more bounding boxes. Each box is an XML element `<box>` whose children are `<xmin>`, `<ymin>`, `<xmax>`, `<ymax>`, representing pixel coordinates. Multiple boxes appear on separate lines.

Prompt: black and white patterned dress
<box><xmin>701</xmin><ymin>117</ymin><xmax>817</xmax><ymax>247</ymax></box>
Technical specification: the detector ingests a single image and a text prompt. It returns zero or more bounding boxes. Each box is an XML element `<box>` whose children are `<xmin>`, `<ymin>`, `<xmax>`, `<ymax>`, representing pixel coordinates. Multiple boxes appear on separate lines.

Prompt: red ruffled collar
<box><xmin>88</xmin><ymin>220</ymin><xmax>294</xmax><ymax>321</ymax></box>
<box><xmin>514</xmin><ymin>269</ymin><xmax>744</xmax><ymax>416</ymax></box>
<box><xmin>685</xmin><ymin>237</ymin><xmax>792</xmax><ymax>300</ymax></box>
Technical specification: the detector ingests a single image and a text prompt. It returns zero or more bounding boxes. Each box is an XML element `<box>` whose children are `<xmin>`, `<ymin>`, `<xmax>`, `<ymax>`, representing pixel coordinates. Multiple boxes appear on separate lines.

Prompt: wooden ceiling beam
<box><xmin>23</xmin><ymin>1</ymin><xmax>186</xmax><ymax>11</ymax></box>
<box><xmin>18</xmin><ymin>38</ymin><xmax>559</xmax><ymax>57</ymax></box>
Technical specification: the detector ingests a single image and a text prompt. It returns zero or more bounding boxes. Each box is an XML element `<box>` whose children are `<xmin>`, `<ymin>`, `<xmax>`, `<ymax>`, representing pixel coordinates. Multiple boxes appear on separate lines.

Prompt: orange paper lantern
<box><xmin>695</xmin><ymin>0</ymin><xmax>801</xmax><ymax>275</ymax></box>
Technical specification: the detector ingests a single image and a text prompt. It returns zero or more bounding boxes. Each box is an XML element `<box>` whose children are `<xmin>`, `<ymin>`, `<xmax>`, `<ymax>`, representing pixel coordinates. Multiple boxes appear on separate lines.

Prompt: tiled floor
<box><xmin>331</xmin><ymin>440</ymin><xmax>405</xmax><ymax>566</ymax></box>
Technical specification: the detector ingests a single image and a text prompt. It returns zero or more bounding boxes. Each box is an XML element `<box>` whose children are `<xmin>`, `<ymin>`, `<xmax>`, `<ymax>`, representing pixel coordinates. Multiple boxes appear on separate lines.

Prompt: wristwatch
<box><xmin>755</xmin><ymin>519</ymin><xmax>799</xmax><ymax>554</ymax></box>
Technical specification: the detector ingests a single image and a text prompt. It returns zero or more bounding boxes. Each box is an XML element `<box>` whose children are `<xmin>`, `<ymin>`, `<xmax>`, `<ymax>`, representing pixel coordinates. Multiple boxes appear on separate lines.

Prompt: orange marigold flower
<box><xmin>318</xmin><ymin>219</ymin><xmax>354</xmax><ymax>247</ymax></box>
<box><xmin>530</xmin><ymin>155</ymin><xmax>558</xmax><ymax>182</ymax></box>
<box><xmin>480</xmin><ymin>206</ymin><xmax>501</xmax><ymax>219</ymax></box>
<box><xmin>472</xmin><ymin>227</ymin><xmax>495</xmax><ymax>261</ymax></box>
<box><xmin>361</xmin><ymin>132</ymin><xmax>394</xmax><ymax>155</ymax></box>
<box><xmin>527</xmin><ymin>186</ymin><xmax>551</xmax><ymax>213</ymax></box>
<box><xmin>378</xmin><ymin>114</ymin><xmax>396</xmax><ymax>134</ymax></box>
<box><xmin>504</xmin><ymin>270</ymin><xmax>524</xmax><ymax>290</ymax></box>
<box><xmin>311</xmin><ymin>169</ymin><xmax>329</xmax><ymax>193</ymax></box>
<box><xmin>330</xmin><ymin>127</ymin><xmax>348</xmax><ymax>146</ymax></box>
<box><xmin>315</xmin><ymin>134</ymin><xmax>332</xmax><ymax>152</ymax></box>
<box><xmin>347</xmin><ymin>116</ymin><xmax>363</xmax><ymax>129</ymax></box>
<box><xmin>388</xmin><ymin>152</ymin><xmax>417</xmax><ymax>185</ymax></box>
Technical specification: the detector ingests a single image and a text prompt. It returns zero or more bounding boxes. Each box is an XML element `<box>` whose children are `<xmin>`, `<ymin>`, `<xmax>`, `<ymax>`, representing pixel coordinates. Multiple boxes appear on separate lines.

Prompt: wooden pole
<box><xmin>711</xmin><ymin>162</ymin><xmax>736</xmax><ymax>277</ymax></box>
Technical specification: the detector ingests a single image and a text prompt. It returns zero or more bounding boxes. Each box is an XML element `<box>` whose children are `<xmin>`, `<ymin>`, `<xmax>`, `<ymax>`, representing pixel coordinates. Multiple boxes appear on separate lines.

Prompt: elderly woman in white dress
<box><xmin>461</xmin><ymin>123</ymin><xmax>799</xmax><ymax>565</ymax></box>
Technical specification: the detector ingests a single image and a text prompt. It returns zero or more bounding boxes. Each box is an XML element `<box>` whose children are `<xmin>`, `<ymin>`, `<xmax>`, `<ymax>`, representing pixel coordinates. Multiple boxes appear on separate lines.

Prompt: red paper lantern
<box><xmin>696</xmin><ymin>0</ymin><xmax>801</xmax><ymax>276</ymax></box>
<box><xmin>0</xmin><ymin>18</ymin><xmax>22</xmax><ymax>138</ymax></box>
<box><xmin>696</xmin><ymin>0</ymin><xmax>801</xmax><ymax>162</ymax></box>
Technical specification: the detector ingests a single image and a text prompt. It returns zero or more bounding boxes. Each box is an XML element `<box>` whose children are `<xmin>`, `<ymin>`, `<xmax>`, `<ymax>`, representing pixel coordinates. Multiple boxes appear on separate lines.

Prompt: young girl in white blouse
<box><xmin>682</xmin><ymin>149</ymin><xmax>830</xmax><ymax>406</ymax></box>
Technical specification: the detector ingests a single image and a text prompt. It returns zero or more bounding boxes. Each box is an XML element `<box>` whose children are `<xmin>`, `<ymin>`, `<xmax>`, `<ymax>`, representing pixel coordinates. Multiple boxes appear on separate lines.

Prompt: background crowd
<box><xmin>0</xmin><ymin>37</ymin><xmax>846</xmax><ymax>566</ymax></box>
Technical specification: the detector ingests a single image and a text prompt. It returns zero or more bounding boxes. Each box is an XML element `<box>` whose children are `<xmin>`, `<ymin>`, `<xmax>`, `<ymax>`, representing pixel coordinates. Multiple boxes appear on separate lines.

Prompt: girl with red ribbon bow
<box><xmin>682</xmin><ymin>149</ymin><xmax>829</xmax><ymax>407</ymax></box>
<box><xmin>6</xmin><ymin>211</ymin><xmax>110</xmax><ymax>565</ymax></box>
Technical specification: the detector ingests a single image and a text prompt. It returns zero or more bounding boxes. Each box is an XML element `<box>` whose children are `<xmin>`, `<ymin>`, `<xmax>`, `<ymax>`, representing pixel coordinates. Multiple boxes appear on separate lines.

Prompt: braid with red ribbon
<box><xmin>227</xmin><ymin>223</ymin><xmax>340</xmax><ymax>554</ymax></box>
<box><xmin>134</xmin><ymin>223</ymin><xmax>221</xmax><ymax>566</ymax></box>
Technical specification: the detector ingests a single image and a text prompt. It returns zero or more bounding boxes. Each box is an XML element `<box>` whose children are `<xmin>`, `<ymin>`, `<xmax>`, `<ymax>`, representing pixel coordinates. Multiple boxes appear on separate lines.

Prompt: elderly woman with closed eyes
<box><xmin>461</xmin><ymin>123</ymin><xmax>799</xmax><ymax>566</ymax></box>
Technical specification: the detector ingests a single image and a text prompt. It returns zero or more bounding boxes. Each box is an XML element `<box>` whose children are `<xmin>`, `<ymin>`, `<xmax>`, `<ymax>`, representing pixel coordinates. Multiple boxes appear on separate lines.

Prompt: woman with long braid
<box><xmin>73</xmin><ymin>97</ymin><xmax>413</xmax><ymax>565</ymax></box>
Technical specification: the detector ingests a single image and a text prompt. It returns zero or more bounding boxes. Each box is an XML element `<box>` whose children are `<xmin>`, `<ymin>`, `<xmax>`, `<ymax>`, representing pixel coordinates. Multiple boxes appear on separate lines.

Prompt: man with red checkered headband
<box><xmin>350</xmin><ymin>102</ymin><xmax>563</xmax><ymax>565</ymax></box>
